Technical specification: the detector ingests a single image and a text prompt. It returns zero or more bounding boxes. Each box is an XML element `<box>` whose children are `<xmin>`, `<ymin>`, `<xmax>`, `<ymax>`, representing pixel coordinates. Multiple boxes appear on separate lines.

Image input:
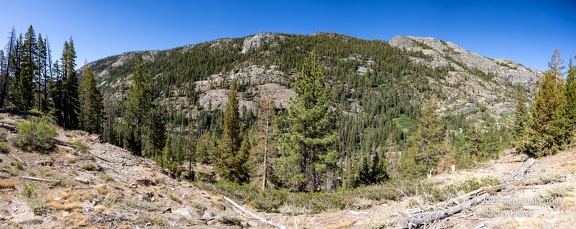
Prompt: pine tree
<box><xmin>50</xmin><ymin>60</ymin><xmax>64</xmax><ymax>124</ymax></box>
<box><xmin>19</xmin><ymin>25</ymin><xmax>37</xmax><ymax>110</ymax></box>
<box><xmin>253</xmin><ymin>97</ymin><xmax>276</xmax><ymax>190</ymax></box>
<box><xmin>0</xmin><ymin>27</ymin><xmax>17</xmax><ymax>108</ymax></box>
<box><xmin>548</xmin><ymin>49</ymin><xmax>565</xmax><ymax>78</ymax></box>
<box><xmin>121</xmin><ymin>54</ymin><xmax>153</xmax><ymax>156</ymax></box>
<box><xmin>513</xmin><ymin>91</ymin><xmax>528</xmax><ymax>151</ymax></box>
<box><xmin>278</xmin><ymin>49</ymin><xmax>337</xmax><ymax>192</ymax></box>
<box><xmin>566</xmin><ymin>57</ymin><xmax>576</xmax><ymax>141</ymax></box>
<box><xmin>8</xmin><ymin>35</ymin><xmax>23</xmax><ymax>108</ymax></box>
<box><xmin>214</xmin><ymin>80</ymin><xmax>249</xmax><ymax>183</ymax></box>
<box><xmin>525</xmin><ymin>71</ymin><xmax>568</xmax><ymax>157</ymax></box>
<box><xmin>400</xmin><ymin>100</ymin><xmax>446</xmax><ymax>178</ymax></box>
<box><xmin>78</xmin><ymin>67</ymin><xmax>104</xmax><ymax>134</ymax></box>
<box><xmin>36</xmin><ymin>34</ymin><xmax>50</xmax><ymax>112</ymax></box>
<box><xmin>49</xmin><ymin>39</ymin><xmax>80</xmax><ymax>129</ymax></box>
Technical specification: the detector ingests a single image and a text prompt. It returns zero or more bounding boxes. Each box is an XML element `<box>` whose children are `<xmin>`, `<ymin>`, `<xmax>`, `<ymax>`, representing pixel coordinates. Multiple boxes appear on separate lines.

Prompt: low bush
<box><xmin>0</xmin><ymin>142</ymin><xmax>8</xmax><ymax>154</ymax></box>
<box><xmin>22</xmin><ymin>181</ymin><xmax>36</xmax><ymax>197</ymax></box>
<box><xmin>27</xmin><ymin>197</ymin><xmax>46</xmax><ymax>215</ymax></box>
<box><xmin>73</xmin><ymin>140</ymin><xmax>88</xmax><ymax>152</ymax></box>
<box><xmin>15</xmin><ymin>116</ymin><xmax>57</xmax><ymax>153</ymax></box>
<box><xmin>83</xmin><ymin>163</ymin><xmax>95</xmax><ymax>171</ymax></box>
<box><xmin>536</xmin><ymin>184</ymin><xmax>573</xmax><ymax>200</ymax></box>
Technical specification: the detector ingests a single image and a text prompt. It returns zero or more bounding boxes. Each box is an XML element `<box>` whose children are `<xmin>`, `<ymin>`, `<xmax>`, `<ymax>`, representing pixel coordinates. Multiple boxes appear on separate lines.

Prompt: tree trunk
<box><xmin>325</xmin><ymin>170</ymin><xmax>334</xmax><ymax>192</ymax></box>
<box><xmin>306</xmin><ymin>148</ymin><xmax>316</xmax><ymax>192</ymax></box>
<box><xmin>262</xmin><ymin>149</ymin><xmax>267</xmax><ymax>190</ymax></box>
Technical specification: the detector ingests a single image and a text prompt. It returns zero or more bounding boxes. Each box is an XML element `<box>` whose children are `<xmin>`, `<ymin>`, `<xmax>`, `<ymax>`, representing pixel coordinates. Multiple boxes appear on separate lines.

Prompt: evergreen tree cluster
<box><xmin>0</xmin><ymin>25</ymin><xmax>103</xmax><ymax>134</ymax></box>
<box><xmin>514</xmin><ymin>49</ymin><xmax>576</xmax><ymax>158</ymax></box>
<box><xmin>85</xmin><ymin>33</ymin><xmax>516</xmax><ymax>190</ymax></box>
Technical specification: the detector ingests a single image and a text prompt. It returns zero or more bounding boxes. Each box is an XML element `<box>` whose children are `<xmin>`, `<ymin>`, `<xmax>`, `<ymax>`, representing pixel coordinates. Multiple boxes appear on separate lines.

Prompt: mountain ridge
<box><xmin>85</xmin><ymin>32</ymin><xmax>540</xmax><ymax>121</ymax></box>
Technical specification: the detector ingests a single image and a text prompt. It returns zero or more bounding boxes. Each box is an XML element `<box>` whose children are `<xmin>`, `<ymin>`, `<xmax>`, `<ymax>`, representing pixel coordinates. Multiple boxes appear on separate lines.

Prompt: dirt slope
<box><xmin>1</xmin><ymin>113</ymin><xmax>575</xmax><ymax>228</ymax></box>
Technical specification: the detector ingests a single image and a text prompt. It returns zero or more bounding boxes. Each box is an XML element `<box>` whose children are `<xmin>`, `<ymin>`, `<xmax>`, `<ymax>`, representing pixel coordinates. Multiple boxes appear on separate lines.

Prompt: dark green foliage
<box><xmin>15</xmin><ymin>116</ymin><xmax>57</xmax><ymax>153</ymax></box>
<box><xmin>278</xmin><ymin>49</ymin><xmax>338</xmax><ymax>192</ymax></box>
<box><xmin>214</xmin><ymin>80</ymin><xmax>249</xmax><ymax>183</ymax></box>
<box><xmin>16</xmin><ymin>26</ymin><xmax>37</xmax><ymax>110</ymax></box>
<box><xmin>525</xmin><ymin>71</ymin><xmax>568</xmax><ymax>157</ymax></box>
<box><xmin>79</xmin><ymin>67</ymin><xmax>104</xmax><ymax>134</ymax></box>
<box><xmin>513</xmin><ymin>92</ymin><xmax>528</xmax><ymax>150</ymax></box>
<box><xmin>60</xmin><ymin>39</ymin><xmax>80</xmax><ymax>129</ymax></box>
<box><xmin>565</xmin><ymin>57</ymin><xmax>576</xmax><ymax>141</ymax></box>
<box><xmin>87</xmin><ymin>32</ymin><xmax>526</xmax><ymax>194</ymax></box>
<box><xmin>401</xmin><ymin>100</ymin><xmax>447</xmax><ymax>178</ymax></box>
<box><xmin>119</xmin><ymin>54</ymin><xmax>153</xmax><ymax>155</ymax></box>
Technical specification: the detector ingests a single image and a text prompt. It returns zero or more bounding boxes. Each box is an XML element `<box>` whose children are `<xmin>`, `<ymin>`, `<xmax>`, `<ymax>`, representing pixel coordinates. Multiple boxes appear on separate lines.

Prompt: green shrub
<box><xmin>73</xmin><ymin>140</ymin><xmax>88</xmax><ymax>151</ymax></box>
<box><xmin>536</xmin><ymin>184</ymin><xmax>573</xmax><ymax>200</ymax></box>
<box><xmin>27</xmin><ymin>197</ymin><xmax>46</xmax><ymax>215</ymax></box>
<box><xmin>0</xmin><ymin>142</ymin><xmax>9</xmax><ymax>154</ymax></box>
<box><xmin>99</xmin><ymin>173</ymin><xmax>113</xmax><ymax>181</ymax></box>
<box><xmin>22</xmin><ymin>182</ymin><xmax>36</xmax><ymax>197</ymax></box>
<box><xmin>14</xmin><ymin>161</ymin><xmax>24</xmax><ymax>170</ymax></box>
<box><xmin>0</xmin><ymin>129</ymin><xmax>7</xmax><ymax>142</ymax></box>
<box><xmin>15</xmin><ymin>116</ymin><xmax>57</xmax><ymax>153</ymax></box>
<box><xmin>83</xmin><ymin>163</ymin><xmax>95</xmax><ymax>171</ymax></box>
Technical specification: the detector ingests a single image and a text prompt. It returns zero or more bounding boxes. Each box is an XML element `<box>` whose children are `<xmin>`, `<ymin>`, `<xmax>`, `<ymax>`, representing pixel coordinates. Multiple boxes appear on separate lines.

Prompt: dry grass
<box><xmin>81</xmin><ymin>191</ymin><xmax>94</xmax><ymax>201</ymax></box>
<box><xmin>0</xmin><ymin>179</ymin><xmax>16</xmax><ymax>189</ymax></box>
<box><xmin>94</xmin><ymin>205</ymin><xmax>106</xmax><ymax>213</ymax></box>
<box><xmin>58</xmin><ymin>188</ymin><xmax>72</xmax><ymax>199</ymax></box>
<box><xmin>512</xmin><ymin>218</ymin><xmax>542</xmax><ymax>229</ymax></box>
<box><xmin>95</xmin><ymin>184</ymin><xmax>108</xmax><ymax>195</ymax></box>
<box><xmin>327</xmin><ymin>220</ymin><xmax>357</xmax><ymax>229</ymax></box>
<box><xmin>64</xmin><ymin>211</ymin><xmax>88</xmax><ymax>227</ymax></box>
<box><xmin>49</xmin><ymin>202</ymin><xmax>79</xmax><ymax>211</ymax></box>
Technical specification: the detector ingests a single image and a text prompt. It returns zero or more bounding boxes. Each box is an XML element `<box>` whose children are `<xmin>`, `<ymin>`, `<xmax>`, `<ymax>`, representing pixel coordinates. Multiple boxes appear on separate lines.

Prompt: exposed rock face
<box><xmin>241</xmin><ymin>33</ymin><xmax>277</xmax><ymax>54</ymax></box>
<box><xmin>389</xmin><ymin>35</ymin><xmax>541</xmax><ymax>118</ymax></box>
<box><xmin>85</xmin><ymin>33</ymin><xmax>541</xmax><ymax>124</ymax></box>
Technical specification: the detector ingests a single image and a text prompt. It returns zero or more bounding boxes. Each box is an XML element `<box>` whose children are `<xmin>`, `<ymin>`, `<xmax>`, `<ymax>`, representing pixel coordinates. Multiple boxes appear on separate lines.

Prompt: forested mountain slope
<box><xmin>84</xmin><ymin>32</ymin><xmax>542</xmax><ymax>183</ymax></box>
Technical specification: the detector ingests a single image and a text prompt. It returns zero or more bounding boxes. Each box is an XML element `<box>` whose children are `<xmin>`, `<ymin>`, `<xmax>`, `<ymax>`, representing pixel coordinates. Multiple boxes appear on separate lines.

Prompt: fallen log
<box><xmin>0</xmin><ymin>108</ymin><xmax>41</xmax><ymax>117</ymax></box>
<box><xmin>403</xmin><ymin>157</ymin><xmax>536</xmax><ymax>228</ymax></box>
<box><xmin>13</xmin><ymin>155</ymin><xmax>27</xmax><ymax>166</ymax></box>
<box><xmin>223</xmin><ymin>196</ymin><xmax>288</xmax><ymax>229</ymax></box>
<box><xmin>52</xmin><ymin>138</ymin><xmax>73</xmax><ymax>147</ymax></box>
<box><xmin>403</xmin><ymin>193</ymin><xmax>490</xmax><ymax>229</ymax></box>
<box><xmin>0</xmin><ymin>123</ymin><xmax>16</xmax><ymax>132</ymax></box>
<box><xmin>21</xmin><ymin>176</ymin><xmax>59</xmax><ymax>183</ymax></box>
<box><xmin>501</xmin><ymin>158</ymin><xmax>535</xmax><ymax>183</ymax></box>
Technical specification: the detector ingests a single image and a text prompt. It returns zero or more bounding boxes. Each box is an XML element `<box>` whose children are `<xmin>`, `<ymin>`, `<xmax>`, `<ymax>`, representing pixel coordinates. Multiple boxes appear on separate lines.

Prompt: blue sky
<box><xmin>1</xmin><ymin>0</ymin><xmax>575</xmax><ymax>71</ymax></box>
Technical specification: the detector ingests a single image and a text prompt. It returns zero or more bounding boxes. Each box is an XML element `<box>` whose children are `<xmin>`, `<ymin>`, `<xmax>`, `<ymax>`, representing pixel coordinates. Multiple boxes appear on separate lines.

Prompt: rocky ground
<box><xmin>0</xmin><ymin>112</ymin><xmax>575</xmax><ymax>228</ymax></box>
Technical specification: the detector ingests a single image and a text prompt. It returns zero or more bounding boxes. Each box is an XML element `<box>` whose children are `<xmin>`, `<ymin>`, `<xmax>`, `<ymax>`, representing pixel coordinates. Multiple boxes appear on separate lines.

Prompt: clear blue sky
<box><xmin>1</xmin><ymin>0</ymin><xmax>575</xmax><ymax>71</ymax></box>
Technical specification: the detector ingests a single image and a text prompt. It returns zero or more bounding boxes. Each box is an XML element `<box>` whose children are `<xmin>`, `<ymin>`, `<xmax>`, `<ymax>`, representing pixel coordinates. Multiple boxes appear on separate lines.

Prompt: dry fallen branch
<box><xmin>21</xmin><ymin>176</ymin><xmax>57</xmax><ymax>183</ymax></box>
<box><xmin>0</xmin><ymin>108</ymin><xmax>41</xmax><ymax>117</ymax></box>
<box><xmin>501</xmin><ymin>158</ymin><xmax>535</xmax><ymax>183</ymax></box>
<box><xmin>0</xmin><ymin>123</ymin><xmax>16</xmax><ymax>132</ymax></box>
<box><xmin>403</xmin><ymin>193</ymin><xmax>490</xmax><ymax>228</ymax></box>
<box><xmin>223</xmin><ymin>196</ymin><xmax>289</xmax><ymax>229</ymax></box>
<box><xmin>13</xmin><ymin>155</ymin><xmax>27</xmax><ymax>166</ymax></box>
<box><xmin>52</xmin><ymin>138</ymin><xmax>73</xmax><ymax>147</ymax></box>
<box><xmin>403</xmin><ymin>157</ymin><xmax>536</xmax><ymax>228</ymax></box>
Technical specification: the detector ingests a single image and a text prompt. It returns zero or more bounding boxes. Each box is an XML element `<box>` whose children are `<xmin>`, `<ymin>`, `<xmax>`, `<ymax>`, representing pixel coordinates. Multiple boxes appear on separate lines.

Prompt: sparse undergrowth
<box><xmin>536</xmin><ymin>183</ymin><xmax>573</xmax><ymax>200</ymax></box>
<box><xmin>196</xmin><ymin>179</ymin><xmax>442</xmax><ymax>214</ymax></box>
<box><xmin>15</xmin><ymin>116</ymin><xmax>57</xmax><ymax>153</ymax></box>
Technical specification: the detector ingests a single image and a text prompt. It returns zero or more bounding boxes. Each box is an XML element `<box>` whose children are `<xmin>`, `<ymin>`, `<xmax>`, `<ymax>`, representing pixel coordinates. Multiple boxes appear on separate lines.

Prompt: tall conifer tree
<box><xmin>121</xmin><ymin>54</ymin><xmax>151</xmax><ymax>156</ymax></box>
<box><xmin>278</xmin><ymin>49</ymin><xmax>337</xmax><ymax>192</ymax></box>
<box><xmin>525</xmin><ymin>70</ymin><xmax>567</xmax><ymax>157</ymax></box>
<box><xmin>214</xmin><ymin>80</ymin><xmax>249</xmax><ymax>183</ymax></box>
<box><xmin>566</xmin><ymin>57</ymin><xmax>576</xmax><ymax>141</ymax></box>
<box><xmin>513</xmin><ymin>92</ymin><xmax>528</xmax><ymax>151</ymax></box>
<box><xmin>401</xmin><ymin>100</ymin><xmax>446</xmax><ymax>178</ymax></box>
<box><xmin>79</xmin><ymin>67</ymin><xmax>103</xmax><ymax>134</ymax></box>
<box><xmin>19</xmin><ymin>25</ymin><xmax>37</xmax><ymax>110</ymax></box>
